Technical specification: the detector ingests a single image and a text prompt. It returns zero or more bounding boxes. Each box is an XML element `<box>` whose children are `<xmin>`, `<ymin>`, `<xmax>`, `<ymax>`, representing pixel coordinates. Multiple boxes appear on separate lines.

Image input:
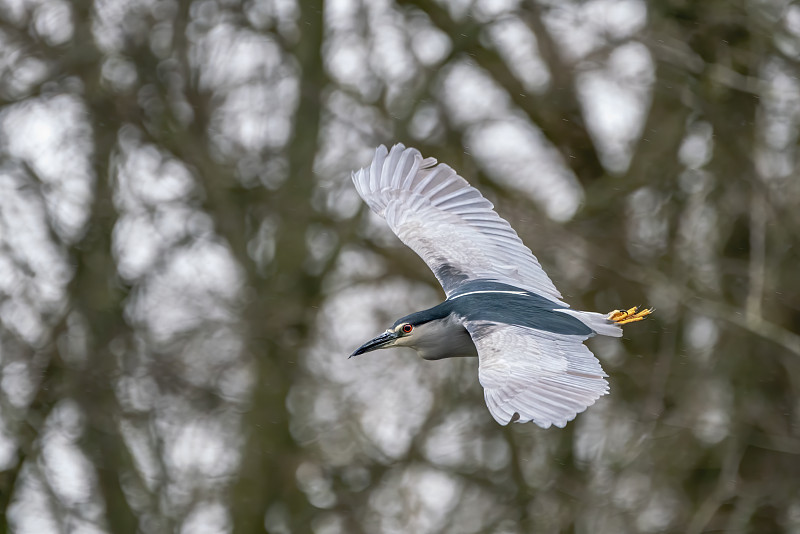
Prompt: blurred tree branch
<box><xmin>227</xmin><ymin>0</ymin><xmax>328</xmax><ymax>530</ymax></box>
<box><xmin>397</xmin><ymin>0</ymin><xmax>606</xmax><ymax>184</ymax></box>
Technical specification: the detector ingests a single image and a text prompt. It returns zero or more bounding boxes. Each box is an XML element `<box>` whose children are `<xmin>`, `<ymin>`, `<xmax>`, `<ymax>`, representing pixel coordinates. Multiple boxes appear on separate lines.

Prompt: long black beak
<box><xmin>350</xmin><ymin>330</ymin><xmax>397</xmax><ymax>358</ymax></box>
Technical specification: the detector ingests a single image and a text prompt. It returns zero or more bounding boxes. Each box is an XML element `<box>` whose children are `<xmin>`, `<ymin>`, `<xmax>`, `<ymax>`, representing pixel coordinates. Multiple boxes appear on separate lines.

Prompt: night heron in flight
<box><xmin>350</xmin><ymin>144</ymin><xmax>652</xmax><ymax>428</ymax></box>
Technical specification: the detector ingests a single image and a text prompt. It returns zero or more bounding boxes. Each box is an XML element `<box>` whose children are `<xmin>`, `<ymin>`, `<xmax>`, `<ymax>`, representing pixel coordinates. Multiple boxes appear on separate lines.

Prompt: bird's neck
<box><xmin>413</xmin><ymin>313</ymin><xmax>478</xmax><ymax>360</ymax></box>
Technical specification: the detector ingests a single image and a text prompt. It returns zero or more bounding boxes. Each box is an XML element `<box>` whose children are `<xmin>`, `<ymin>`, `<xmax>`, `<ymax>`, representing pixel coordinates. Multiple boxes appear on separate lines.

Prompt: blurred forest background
<box><xmin>1</xmin><ymin>0</ymin><xmax>799</xmax><ymax>532</ymax></box>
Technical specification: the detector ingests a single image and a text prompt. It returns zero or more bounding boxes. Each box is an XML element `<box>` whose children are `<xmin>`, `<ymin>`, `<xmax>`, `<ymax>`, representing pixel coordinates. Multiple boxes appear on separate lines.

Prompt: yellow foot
<box><xmin>608</xmin><ymin>306</ymin><xmax>654</xmax><ymax>325</ymax></box>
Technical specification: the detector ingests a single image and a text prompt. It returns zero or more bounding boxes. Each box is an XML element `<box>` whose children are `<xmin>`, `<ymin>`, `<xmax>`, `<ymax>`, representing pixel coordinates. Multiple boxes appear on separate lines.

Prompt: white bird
<box><xmin>350</xmin><ymin>144</ymin><xmax>652</xmax><ymax>427</ymax></box>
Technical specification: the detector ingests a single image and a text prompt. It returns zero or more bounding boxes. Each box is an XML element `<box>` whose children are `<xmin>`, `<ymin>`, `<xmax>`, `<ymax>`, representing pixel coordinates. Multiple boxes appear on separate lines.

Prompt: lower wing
<box><xmin>464</xmin><ymin>320</ymin><xmax>608</xmax><ymax>428</ymax></box>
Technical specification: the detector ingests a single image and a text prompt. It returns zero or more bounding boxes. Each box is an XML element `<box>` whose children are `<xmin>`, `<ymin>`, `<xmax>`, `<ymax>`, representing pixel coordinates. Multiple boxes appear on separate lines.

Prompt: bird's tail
<box><xmin>575</xmin><ymin>311</ymin><xmax>623</xmax><ymax>337</ymax></box>
<box><xmin>558</xmin><ymin>306</ymin><xmax>653</xmax><ymax>338</ymax></box>
<box><xmin>557</xmin><ymin>309</ymin><xmax>621</xmax><ymax>337</ymax></box>
<box><xmin>556</xmin><ymin>306</ymin><xmax>653</xmax><ymax>337</ymax></box>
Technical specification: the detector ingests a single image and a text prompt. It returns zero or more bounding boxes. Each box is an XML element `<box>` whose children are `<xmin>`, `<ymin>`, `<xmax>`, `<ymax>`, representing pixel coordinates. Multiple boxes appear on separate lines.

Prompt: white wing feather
<box><xmin>352</xmin><ymin>144</ymin><xmax>564</xmax><ymax>303</ymax></box>
<box><xmin>465</xmin><ymin>321</ymin><xmax>609</xmax><ymax>428</ymax></box>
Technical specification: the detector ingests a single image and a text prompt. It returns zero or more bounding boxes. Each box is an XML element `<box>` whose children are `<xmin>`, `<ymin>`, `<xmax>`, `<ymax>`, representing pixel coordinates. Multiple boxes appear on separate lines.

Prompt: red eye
<box><xmin>402</xmin><ymin>324</ymin><xmax>413</xmax><ymax>334</ymax></box>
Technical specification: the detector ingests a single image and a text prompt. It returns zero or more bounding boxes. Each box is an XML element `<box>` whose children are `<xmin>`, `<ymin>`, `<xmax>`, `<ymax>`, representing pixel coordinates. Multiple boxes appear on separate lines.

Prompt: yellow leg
<box><xmin>608</xmin><ymin>306</ymin><xmax>654</xmax><ymax>325</ymax></box>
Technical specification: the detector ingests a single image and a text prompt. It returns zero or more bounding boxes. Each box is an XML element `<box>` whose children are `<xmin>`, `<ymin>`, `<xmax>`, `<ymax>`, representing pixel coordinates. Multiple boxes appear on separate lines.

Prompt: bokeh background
<box><xmin>1</xmin><ymin>0</ymin><xmax>799</xmax><ymax>532</ymax></box>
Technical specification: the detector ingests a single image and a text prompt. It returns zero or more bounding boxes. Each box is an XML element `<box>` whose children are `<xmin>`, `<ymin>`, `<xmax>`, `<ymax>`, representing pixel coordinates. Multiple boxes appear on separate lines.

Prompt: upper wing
<box><xmin>352</xmin><ymin>144</ymin><xmax>564</xmax><ymax>303</ymax></box>
<box><xmin>464</xmin><ymin>321</ymin><xmax>608</xmax><ymax>428</ymax></box>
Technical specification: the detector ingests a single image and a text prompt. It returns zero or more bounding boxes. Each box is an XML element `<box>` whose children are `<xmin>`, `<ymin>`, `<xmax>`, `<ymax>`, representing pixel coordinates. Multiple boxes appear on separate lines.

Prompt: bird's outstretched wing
<box><xmin>352</xmin><ymin>144</ymin><xmax>564</xmax><ymax>303</ymax></box>
<box><xmin>463</xmin><ymin>320</ymin><xmax>608</xmax><ymax>427</ymax></box>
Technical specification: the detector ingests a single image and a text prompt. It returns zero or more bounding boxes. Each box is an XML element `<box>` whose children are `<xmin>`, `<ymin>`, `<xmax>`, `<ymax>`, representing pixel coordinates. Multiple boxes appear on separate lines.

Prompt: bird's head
<box><xmin>349</xmin><ymin>306</ymin><xmax>477</xmax><ymax>361</ymax></box>
<box><xmin>349</xmin><ymin>320</ymin><xmax>419</xmax><ymax>358</ymax></box>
